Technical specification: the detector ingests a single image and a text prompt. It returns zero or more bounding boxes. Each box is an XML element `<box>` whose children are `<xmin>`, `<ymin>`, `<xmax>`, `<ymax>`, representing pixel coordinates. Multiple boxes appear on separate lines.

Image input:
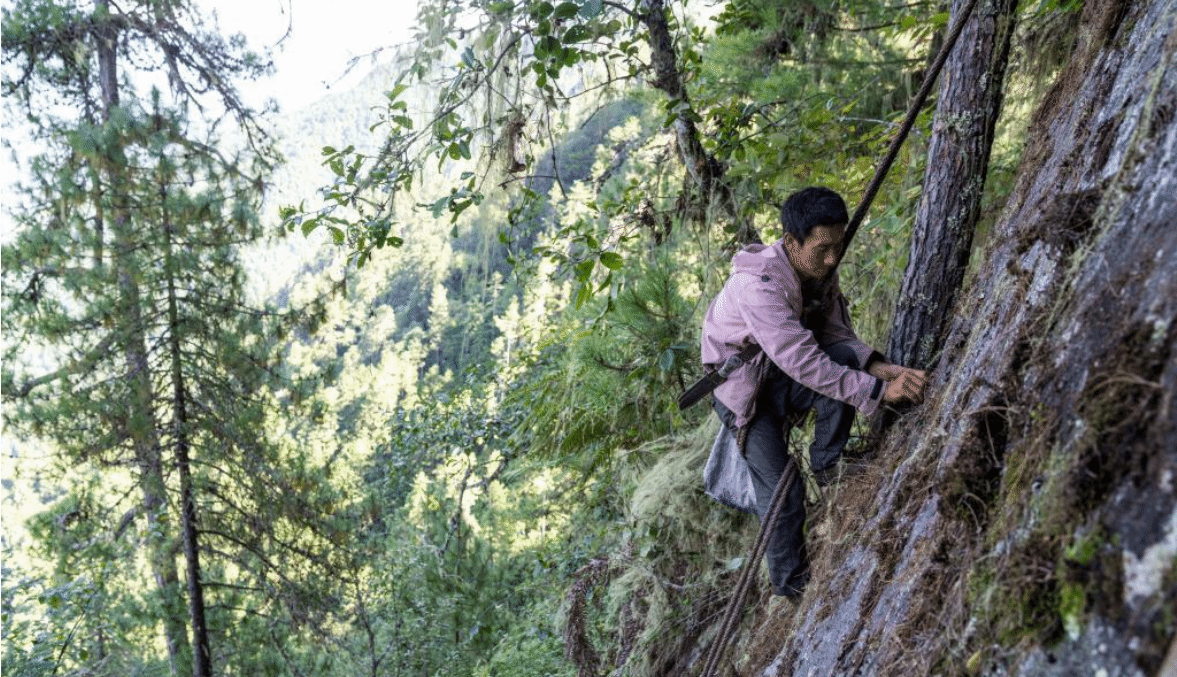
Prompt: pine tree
<box><xmin>1</xmin><ymin>1</ymin><xmax>339</xmax><ymax>673</ymax></box>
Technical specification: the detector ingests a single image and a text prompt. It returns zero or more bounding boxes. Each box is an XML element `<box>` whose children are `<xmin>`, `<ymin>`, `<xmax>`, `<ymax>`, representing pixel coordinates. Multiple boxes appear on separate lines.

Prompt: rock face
<box><xmin>744</xmin><ymin>0</ymin><xmax>1177</xmax><ymax>675</ymax></box>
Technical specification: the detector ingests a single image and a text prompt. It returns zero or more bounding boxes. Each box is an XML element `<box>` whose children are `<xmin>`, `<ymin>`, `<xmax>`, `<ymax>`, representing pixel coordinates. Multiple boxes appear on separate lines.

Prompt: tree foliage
<box><xmin>1</xmin><ymin>1</ymin><xmax>343</xmax><ymax>674</ymax></box>
<box><xmin>2</xmin><ymin>0</ymin><xmax>1113</xmax><ymax>675</ymax></box>
<box><xmin>290</xmin><ymin>0</ymin><xmax>937</xmax><ymax>265</ymax></box>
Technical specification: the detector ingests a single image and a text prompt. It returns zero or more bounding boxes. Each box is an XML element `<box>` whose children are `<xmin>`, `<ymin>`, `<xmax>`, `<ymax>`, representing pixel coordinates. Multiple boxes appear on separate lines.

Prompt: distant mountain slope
<box><xmin>243</xmin><ymin>59</ymin><xmax>407</xmax><ymax>304</ymax></box>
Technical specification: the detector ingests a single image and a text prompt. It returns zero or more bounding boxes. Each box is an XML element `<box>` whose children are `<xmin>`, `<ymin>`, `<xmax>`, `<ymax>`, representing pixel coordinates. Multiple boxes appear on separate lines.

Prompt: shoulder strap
<box><xmin>677</xmin><ymin>342</ymin><xmax>762</xmax><ymax>410</ymax></box>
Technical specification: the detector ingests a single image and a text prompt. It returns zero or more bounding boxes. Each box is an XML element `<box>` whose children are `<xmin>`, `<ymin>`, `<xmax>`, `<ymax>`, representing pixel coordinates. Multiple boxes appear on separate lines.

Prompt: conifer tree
<box><xmin>0</xmin><ymin>1</ymin><xmax>338</xmax><ymax>674</ymax></box>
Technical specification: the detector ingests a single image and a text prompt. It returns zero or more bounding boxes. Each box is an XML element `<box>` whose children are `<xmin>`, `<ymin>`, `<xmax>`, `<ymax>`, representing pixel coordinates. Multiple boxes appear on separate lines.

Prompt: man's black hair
<box><xmin>780</xmin><ymin>187</ymin><xmax>849</xmax><ymax>244</ymax></box>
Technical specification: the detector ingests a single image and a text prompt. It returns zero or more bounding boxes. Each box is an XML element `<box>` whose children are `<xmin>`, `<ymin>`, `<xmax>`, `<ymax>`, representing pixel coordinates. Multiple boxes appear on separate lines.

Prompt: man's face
<box><xmin>784</xmin><ymin>223</ymin><xmax>846</xmax><ymax>281</ymax></box>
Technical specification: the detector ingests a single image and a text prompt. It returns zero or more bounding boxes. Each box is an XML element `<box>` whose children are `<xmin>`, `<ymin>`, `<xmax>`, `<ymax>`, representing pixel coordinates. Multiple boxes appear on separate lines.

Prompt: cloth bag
<box><xmin>702</xmin><ymin>425</ymin><xmax>757</xmax><ymax>514</ymax></box>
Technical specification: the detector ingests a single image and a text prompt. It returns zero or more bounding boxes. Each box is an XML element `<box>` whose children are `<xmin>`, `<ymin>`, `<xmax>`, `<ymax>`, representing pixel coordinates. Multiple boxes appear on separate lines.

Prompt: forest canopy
<box><xmin>7</xmin><ymin>0</ymin><xmax>1169</xmax><ymax>676</ymax></box>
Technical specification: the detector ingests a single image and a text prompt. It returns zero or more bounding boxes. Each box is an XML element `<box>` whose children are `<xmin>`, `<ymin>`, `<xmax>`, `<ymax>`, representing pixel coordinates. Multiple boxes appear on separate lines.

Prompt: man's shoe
<box><xmin>773</xmin><ymin>565</ymin><xmax>810</xmax><ymax>598</ymax></box>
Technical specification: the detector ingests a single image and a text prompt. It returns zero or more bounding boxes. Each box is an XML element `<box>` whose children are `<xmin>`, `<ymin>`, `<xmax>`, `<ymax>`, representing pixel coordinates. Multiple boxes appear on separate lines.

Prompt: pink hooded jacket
<box><xmin>701</xmin><ymin>239</ymin><xmax>884</xmax><ymax>430</ymax></box>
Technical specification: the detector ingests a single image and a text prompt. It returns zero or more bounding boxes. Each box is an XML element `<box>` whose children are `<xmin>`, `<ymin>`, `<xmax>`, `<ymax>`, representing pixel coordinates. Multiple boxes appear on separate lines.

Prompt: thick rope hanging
<box><xmin>698</xmin><ymin>460</ymin><xmax>799</xmax><ymax>677</ymax></box>
<box><xmin>697</xmin><ymin>3</ymin><xmax>980</xmax><ymax>676</ymax></box>
<box><xmin>842</xmin><ymin>0</ymin><xmax>982</xmax><ymax>252</ymax></box>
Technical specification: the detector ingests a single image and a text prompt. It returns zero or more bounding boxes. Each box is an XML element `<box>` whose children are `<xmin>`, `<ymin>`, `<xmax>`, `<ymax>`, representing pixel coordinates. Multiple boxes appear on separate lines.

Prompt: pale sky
<box><xmin>199</xmin><ymin>0</ymin><xmax>420</xmax><ymax>113</ymax></box>
<box><xmin>1</xmin><ymin>0</ymin><xmax>420</xmax><ymax>240</ymax></box>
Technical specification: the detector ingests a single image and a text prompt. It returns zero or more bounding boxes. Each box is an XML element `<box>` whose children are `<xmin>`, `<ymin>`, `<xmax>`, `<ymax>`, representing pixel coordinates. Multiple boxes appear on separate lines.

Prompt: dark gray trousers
<box><xmin>713</xmin><ymin>342</ymin><xmax>862</xmax><ymax>595</ymax></box>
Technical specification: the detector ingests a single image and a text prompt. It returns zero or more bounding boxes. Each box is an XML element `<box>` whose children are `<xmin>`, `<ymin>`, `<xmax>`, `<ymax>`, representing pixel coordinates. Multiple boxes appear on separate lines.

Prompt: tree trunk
<box><xmin>95</xmin><ymin>1</ymin><xmax>191</xmax><ymax>672</ymax></box>
<box><xmin>164</xmin><ymin>180</ymin><xmax>212</xmax><ymax>677</ymax></box>
<box><xmin>117</xmin><ymin>145</ymin><xmax>192</xmax><ymax>677</ymax></box>
<box><xmin>640</xmin><ymin>0</ymin><xmax>754</xmax><ymax>242</ymax></box>
<box><xmin>885</xmin><ymin>0</ymin><xmax>1019</xmax><ymax>369</ymax></box>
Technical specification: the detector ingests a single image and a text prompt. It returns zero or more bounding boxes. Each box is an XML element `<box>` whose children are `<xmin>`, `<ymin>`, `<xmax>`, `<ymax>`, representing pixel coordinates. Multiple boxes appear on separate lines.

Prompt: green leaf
<box><xmin>562</xmin><ymin>24</ymin><xmax>591</xmax><ymax>44</ymax></box>
<box><xmin>554</xmin><ymin>1</ymin><xmax>579</xmax><ymax>19</ymax></box>
<box><xmin>599</xmin><ymin>252</ymin><xmax>623</xmax><ymax>270</ymax></box>
<box><xmin>597</xmin><ymin>272</ymin><xmax>613</xmax><ymax>292</ymax></box>
<box><xmin>575</xmin><ymin>259</ymin><xmax>595</xmax><ymax>281</ymax></box>
<box><xmin>575</xmin><ymin>282</ymin><xmax>591</xmax><ymax>309</ymax></box>
<box><xmin>390</xmin><ymin>82</ymin><xmax>408</xmax><ymax>98</ymax></box>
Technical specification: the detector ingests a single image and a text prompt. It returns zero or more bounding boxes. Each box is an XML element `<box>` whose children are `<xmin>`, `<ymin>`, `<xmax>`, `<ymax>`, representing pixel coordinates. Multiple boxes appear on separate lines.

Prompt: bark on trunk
<box><xmin>164</xmin><ymin>182</ymin><xmax>212</xmax><ymax>677</ymax></box>
<box><xmin>118</xmin><ymin>168</ymin><xmax>191</xmax><ymax>676</ymax></box>
<box><xmin>885</xmin><ymin>0</ymin><xmax>1019</xmax><ymax>370</ymax></box>
<box><xmin>640</xmin><ymin>0</ymin><xmax>754</xmax><ymax>242</ymax></box>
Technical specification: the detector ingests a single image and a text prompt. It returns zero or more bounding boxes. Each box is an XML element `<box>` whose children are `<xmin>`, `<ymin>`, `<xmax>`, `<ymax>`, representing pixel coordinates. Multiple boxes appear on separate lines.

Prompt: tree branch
<box><xmin>12</xmin><ymin>331</ymin><xmax>117</xmax><ymax>398</ymax></box>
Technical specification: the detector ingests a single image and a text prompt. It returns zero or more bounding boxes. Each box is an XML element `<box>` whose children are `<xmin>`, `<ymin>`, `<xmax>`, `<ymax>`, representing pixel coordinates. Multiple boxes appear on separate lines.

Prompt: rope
<box><xmin>842</xmin><ymin>0</ymin><xmax>982</xmax><ymax>251</ymax></box>
<box><xmin>699</xmin><ymin>460</ymin><xmax>799</xmax><ymax>677</ymax></box>
<box><xmin>697</xmin><ymin>4</ymin><xmax>981</xmax><ymax>675</ymax></box>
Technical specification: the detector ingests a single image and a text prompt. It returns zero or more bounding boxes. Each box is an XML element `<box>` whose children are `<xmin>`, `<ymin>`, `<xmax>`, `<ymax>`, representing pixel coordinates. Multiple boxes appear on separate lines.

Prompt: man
<box><xmin>700</xmin><ymin>186</ymin><xmax>927</xmax><ymax>598</ymax></box>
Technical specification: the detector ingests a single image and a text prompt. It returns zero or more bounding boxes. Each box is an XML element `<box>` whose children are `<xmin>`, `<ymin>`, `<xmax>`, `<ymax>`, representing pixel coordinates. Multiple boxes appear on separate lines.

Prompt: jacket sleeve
<box><xmin>733</xmin><ymin>271</ymin><xmax>884</xmax><ymax>414</ymax></box>
<box><xmin>819</xmin><ymin>290</ymin><xmax>883</xmax><ymax>370</ymax></box>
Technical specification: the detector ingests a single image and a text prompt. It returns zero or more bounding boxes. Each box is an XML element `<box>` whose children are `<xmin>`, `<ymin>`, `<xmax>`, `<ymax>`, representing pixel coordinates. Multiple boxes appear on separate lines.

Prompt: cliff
<box><xmin>722</xmin><ymin>1</ymin><xmax>1177</xmax><ymax>674</ymax></box>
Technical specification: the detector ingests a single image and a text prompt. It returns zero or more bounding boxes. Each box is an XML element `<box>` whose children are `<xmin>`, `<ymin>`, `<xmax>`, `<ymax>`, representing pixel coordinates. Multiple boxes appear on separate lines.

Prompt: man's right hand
<box><xmin>882</xmin><ymin>367</ymin><xmax>928</xmax><ymax>404</ymax></box>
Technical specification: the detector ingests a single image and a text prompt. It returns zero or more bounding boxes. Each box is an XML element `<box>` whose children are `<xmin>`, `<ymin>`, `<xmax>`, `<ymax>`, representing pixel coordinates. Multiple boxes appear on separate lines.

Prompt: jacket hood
<box><xmin>731</xmin><ymin>240</ymin><xmax>783</xmax><ymax>270</ymax></box>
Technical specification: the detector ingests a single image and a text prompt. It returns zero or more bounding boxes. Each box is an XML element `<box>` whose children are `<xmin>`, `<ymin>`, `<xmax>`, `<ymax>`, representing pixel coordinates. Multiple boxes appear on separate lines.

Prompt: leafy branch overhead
<box><xmin>287</xmin><ymin>0</ymin><xmax>936</xmax><ymax>325</ymax></box>
<box><xmin>284</xmin><ymin>0</ymin><xmax>750</xmax><ymax>272</ymax></box>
